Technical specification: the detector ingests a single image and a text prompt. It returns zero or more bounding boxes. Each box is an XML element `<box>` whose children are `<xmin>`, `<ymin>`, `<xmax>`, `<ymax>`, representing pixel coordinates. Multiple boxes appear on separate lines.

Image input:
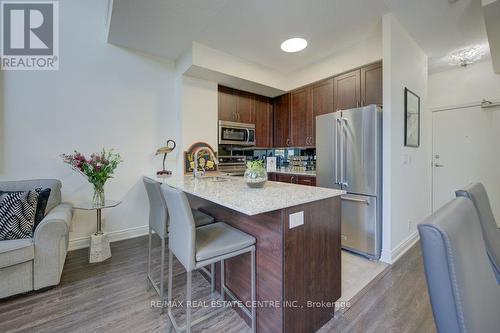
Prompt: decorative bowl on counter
<box><xmin>244</xmin><ymin>160</ymin><xmax>267</xmax><ymax>188</ymax></box>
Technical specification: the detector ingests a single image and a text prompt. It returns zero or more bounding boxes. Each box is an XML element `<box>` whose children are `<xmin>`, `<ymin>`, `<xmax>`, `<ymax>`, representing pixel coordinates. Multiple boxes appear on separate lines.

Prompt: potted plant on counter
<box><xmin>244</xmin><ymin>160</ymin><xmax>267</xmax><ymax>188</ymax></box>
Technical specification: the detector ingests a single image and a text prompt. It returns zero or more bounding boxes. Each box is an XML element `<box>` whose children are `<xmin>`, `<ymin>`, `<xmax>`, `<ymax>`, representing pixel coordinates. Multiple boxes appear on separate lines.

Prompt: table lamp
<box><xmin>156</xmin><ymin>139</ymin><xmax>176</xmax><ymax>176</ymax></box>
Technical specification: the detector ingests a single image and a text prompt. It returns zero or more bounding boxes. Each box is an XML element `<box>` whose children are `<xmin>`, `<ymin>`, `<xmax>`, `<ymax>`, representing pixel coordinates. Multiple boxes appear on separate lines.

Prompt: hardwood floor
<box><xmin>0</xmin><ymin>236</ymin><xmax>435</xmax><ymax>333</ymax></box>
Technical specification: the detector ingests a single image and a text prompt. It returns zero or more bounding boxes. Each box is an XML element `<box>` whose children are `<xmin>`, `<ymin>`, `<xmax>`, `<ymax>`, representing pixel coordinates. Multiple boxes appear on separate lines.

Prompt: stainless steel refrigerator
<box><xmin>316</xmin><ymin>105</ymin><xmax>382</xmax><ymax>259</ymax></box>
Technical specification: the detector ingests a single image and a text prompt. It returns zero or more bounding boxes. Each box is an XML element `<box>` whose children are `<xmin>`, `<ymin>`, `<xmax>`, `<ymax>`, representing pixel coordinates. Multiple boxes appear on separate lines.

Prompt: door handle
<box><xmin>434</xmin><ymin>163</ymin><xmax>445</xmax><ymax>167</ymax></box>
<box><xmin>341</xmin><ymin>196</ymin><xmax>370</xmax><ymax>205</ymax></box>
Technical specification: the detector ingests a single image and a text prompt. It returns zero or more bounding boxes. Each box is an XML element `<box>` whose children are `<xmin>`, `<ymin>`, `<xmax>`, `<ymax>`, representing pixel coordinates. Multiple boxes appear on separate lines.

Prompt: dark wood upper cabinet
<box><xmin>274</xmin><ymin>93</ymin><xmax>291</xmax><ymax>147</ymax></box>
<box><xmin>333</xmin><ymin>69</ymin><xmax>361</xmax><ymax>111</ymax></box>
<box><xmin>361</xmin><ymin>62</ymin><xmax>383</xmax><ymax>107</ymax></box>
<box><xmin>290</xmin><ymin>87</ymin><xmax>314</xmax><ymax>147</ymax></box>
<box><xmin>254</xmin><ymin>95</ymin><xmax>273</xmax><ymax>148</ymax></box>
<box><xmin>218</xmin><ymin>86</ymin><xmax>238</xmax><ymax>122</ymax></box>
<box><xmin>312</xmin><ymin>78</ymin><xmax>334</xmax><ymax>116</ymax></box>
<box><xmin>236</xmin><ymin>90</ymin><xmax>255</xmax><ymax>123</ymax></box>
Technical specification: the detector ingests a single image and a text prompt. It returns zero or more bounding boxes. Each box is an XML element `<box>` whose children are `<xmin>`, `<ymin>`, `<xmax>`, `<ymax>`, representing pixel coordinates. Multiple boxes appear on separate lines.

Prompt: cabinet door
<box><xmin>312</xmin><ymin>78</ymin><xmax>334</xmax><ymax>116</ymax></box>
<box><xmin>236</xmin><ymin>91</ymin><xmax>255</xmax><ymax>123</ymax></box>
<box><xmin>275</xmin><ymin>173</ymin><xmax>295</xmax><ymax>183</ymax></box>
<box><xmin>311</xmin><ymin>78</ymin><xmax>334</xmax><ymax>146</ymax></box>
<box><xmin>291</xmin><ymin>87</ymin><xmax>313</xmax><ymax>147</ymax></box>
<box><xmin>218</xmin><ymin>86</ymin><xmax>237</xmax><ymax>121</ymax></box>
<box><xmin>297</xmin><ymin>176</ymin><xmax>316</xmax><ymax>186</ymax></box>
<box><xmin>274</xmin><ymin>93</ymin><xmax>291</xmax><ymax>147</ymax></box>
<box><xmin>255</xmin><ymin>96</ymin><xmax>273</xmax><ymax>148</ymax></box>
<box><xmin>361</xmin><ymin>62</ymin><xmax>383</xmax><ymax>107</ymax></box>
<box><xmin>333</xmin><ymin>69</ymin><xmax>361</xmax><ymax>111</ymax></box>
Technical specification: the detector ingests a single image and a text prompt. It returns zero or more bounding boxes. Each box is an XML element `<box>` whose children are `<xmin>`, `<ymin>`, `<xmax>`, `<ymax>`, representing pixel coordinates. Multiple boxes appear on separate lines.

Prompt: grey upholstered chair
<box><xmin>0</xmin><ymin>179</ymin><xmax>73</xmax><ymax>299</ymax></box>
<box><xmin>418</xmin><ymin>197</ymin><xmax>500</xmax><ymax>333</ymax></box>
<box><xmin>162</xmin><ymin>184</ymin><xmax>256</xmax><ymax>333</ymax></box>
<box><xmin>142</xmin><ymin>177</ymin><xmax>214</xmax><ymax>302</ymax></box>
<box><xmin>456</xmin><ymin>183</ymin><xmax>500</xmax><ymax>283</ymax></box>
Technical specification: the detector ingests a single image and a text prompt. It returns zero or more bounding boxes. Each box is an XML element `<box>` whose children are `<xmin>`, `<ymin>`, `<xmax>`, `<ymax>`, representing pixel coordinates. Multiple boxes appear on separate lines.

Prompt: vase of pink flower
<box><xmin>61</xmin><ymin>149</ymin><xmax>122</xmax><ymax>207</ymax></box>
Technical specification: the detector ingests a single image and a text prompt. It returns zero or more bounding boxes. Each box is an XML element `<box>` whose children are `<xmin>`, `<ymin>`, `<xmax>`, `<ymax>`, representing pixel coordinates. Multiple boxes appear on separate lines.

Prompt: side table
<box><xmin>74</xmin><ymin>200</ymin><xmax>121</xmax><ymax>263</ymax></box>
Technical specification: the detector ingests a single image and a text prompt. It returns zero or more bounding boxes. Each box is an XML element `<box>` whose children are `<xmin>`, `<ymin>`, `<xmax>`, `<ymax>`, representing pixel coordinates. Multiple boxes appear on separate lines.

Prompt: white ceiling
<box><xmin>108</xmin><ymin>0</ymin><xmax>492</xmax><ymax>74</ymax></box>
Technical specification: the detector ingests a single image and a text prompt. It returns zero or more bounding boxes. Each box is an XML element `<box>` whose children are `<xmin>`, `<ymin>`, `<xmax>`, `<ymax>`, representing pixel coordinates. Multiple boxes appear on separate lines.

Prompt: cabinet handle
<box><xmin>237</xmin><ymin>113</ymin><xmax>240</xmax><ymax>121</ymax></box>
<box><xmin>361</xmin><ymin>99</ymin><xmax>365</xmax><ymax>106</ymax></box>
<box><xmin>286</xmin><ymin>138</ymin><xmax>290</xmax><ymax>146</ymax></box>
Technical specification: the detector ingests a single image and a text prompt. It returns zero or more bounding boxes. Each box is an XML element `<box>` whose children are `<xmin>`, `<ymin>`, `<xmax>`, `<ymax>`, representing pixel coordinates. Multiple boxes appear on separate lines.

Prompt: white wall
<box><xmin>429</xmin><ymin>60</ymin><xmax>500</xmax><ymax>223</ymax></box>
<box><xmin>0</xmin><ymin>0</ymin><xmax>177</xmax><ymax>249</ymax></box>
<box><xmin>381</xmin><ymin>13</ymin><xmax>431</xmax><ymax>264</ymax></box>
<box><xmin>429</xmin><ymin>60</ymin><xmax>500</xmax><ymax>108</ymax></box>
<box><xmin>176</xmin><ymin>76</ymin><xmax>218</xmax><ymax>174</ymax></box>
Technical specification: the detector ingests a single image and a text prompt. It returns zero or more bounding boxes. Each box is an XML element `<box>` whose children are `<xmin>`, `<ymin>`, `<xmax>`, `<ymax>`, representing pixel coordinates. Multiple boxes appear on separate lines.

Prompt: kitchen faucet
<box><xmin>192</xmin><ymin>146</ymin><xmax>219</xmax><ymax>178</ymax></box>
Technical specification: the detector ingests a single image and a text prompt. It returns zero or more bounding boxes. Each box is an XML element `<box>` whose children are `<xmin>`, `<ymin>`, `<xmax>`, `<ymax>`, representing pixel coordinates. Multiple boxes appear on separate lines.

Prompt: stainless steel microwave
<box><xmin>218</xmin><ymin>120</ymin><xmax>256</xmax><ymax>146</ymax></box>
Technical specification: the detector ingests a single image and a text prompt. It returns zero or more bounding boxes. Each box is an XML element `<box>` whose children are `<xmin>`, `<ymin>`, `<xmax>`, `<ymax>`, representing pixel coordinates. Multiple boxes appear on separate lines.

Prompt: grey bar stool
<box><xmin>143</xmin><ymin>177</ymin><xmax>214</xmax><ymax>303</ymax></box>
<box><xmin>456</xmin><ymin>182</ymin><xmax>500</xmax><ymax>283</ymax></box>
<box><xmin>162</xmin><ymin>184</ymin><xmax>256</xmax><ymax>333</ymax></box>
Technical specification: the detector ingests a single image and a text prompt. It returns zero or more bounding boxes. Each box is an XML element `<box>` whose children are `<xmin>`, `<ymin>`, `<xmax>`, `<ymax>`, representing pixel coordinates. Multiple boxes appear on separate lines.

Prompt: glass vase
<box><xmin>92</xmin><ymin>183</ymin><xmax>105</xmax><ymax>207</ymax></box>
<box><xmin>244</xmin><ymin>168</ymin><xmax>267</xmax><ymax>188</ymax></box>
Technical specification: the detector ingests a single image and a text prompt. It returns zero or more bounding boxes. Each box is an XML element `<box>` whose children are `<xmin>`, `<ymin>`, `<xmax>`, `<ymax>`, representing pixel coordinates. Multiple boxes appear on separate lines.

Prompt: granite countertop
<box><xmin>162</xmin><ymin>175</ymin><xmax>344</xmax><ymax>216</ymax></box>
<box><xmin>269</xmin><ymin>169</ymin><xmax>317</xmax><ymax>177</ymax></box>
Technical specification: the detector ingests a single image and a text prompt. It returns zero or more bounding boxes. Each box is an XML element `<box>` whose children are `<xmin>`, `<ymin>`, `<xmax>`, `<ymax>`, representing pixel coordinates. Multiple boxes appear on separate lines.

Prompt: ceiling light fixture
<box><xmin>448</xmin><ymin>46</ymin><xmax>484</xmax><ymax>67</ymax></box>
<box><xmin>281</xmin><ymin>38</ymin><xmax>308</xmax><ymax>53</ymax></box>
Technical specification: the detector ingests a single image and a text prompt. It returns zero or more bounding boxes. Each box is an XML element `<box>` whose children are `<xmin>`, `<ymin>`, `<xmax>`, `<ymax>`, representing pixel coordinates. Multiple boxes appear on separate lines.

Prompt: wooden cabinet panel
<box><xmin>218</xmin><ymin>86</ymin><xmax>238</xmax><ymax>122</ymax></box>
<box><xmin>236</xmin><ymin>91</ymin><xmax>255</xmax><ymax>123</ymax></box>
<box><xmin>255</xmin><ymin>96</ymin><xmax>273</xmax><ymax>148</ymax></box>
<box><xmin>267</xmin><ymin>172</ymin><xmax>276</xmax><ymax>181</ymax></box>
<box><xmin>290</xmin><ymin>87</ymin><xmax>313</xmax><ymax>147</ymax></box>
<box><xmin>274</xmin><ymin>93</ymin><xmax>291</xmax><ymax>147</ymax></box>
<box><xmin>297</xmin><ymin>176</ymin><xmax>316</xmax><ymax>186</ymax></box>
<box><xmin>361</xmin><ymin>62</ymin><xmax>383</xmax><ymax>107</ymax></box>
<box><xmin>311</xmin><ymin>78</ymin><xmax>334</xmax><ymax>146</ymax></box>
<box><xmin>333</xmin><ymin>69</ymin><xmax>361</xmax><ymax>111</ymax></box>
<box><xmin>312</xmin><ymin>78</ymin><xmax>334</xmax><ymax>116</ymax></box>
<box><xmin>275</xmin><ymin>173</ymin><xmax>297</xmax><ymax>184</ymax></box>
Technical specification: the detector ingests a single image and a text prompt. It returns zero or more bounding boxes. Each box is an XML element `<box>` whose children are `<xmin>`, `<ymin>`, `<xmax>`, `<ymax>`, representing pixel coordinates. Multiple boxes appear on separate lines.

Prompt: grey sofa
<box><xmin>0</xmin><ymin>179</ymin><xmax>73</xmax><ymax>299</ymax></box>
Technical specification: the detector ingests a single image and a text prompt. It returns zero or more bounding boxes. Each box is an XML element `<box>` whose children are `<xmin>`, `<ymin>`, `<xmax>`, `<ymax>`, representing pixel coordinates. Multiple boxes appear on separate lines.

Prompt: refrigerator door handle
<box><xmin>339</xmin><ymin>117</ymin><xmax>344</xmax><ymax>187</ymax></box>
<box><xmin>342</xmin><ymin>118</ymin><xmax>349</xmax><ymax>187</ymax></box>
<box><xmin>341</xmin><ymin>196</ymin><xmax>370</xmax><ymax>205</ymax></box>
<box><xmin>335</xmin><ymin>118</ymin><xmax>341</xmax><ymax>185</ymax></box>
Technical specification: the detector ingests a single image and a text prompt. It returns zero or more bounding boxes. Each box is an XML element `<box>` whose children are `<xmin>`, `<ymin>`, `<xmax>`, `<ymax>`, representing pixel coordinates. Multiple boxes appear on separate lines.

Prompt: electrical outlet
<box><xmin>289</xmin><ymin>211</ymin><xmax>304</xmax><ymax>229</ymax></box>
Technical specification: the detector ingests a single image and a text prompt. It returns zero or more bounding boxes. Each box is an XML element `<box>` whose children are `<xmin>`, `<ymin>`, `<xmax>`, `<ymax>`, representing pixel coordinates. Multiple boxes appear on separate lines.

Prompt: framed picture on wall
<box><xmin>404</xmin><ymin>87</ymin><xmax>420</xmax><ymax>147</ymax></box>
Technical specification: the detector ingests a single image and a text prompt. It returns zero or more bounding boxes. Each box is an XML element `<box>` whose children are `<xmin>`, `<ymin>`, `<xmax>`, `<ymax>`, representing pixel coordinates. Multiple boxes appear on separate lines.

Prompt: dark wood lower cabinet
<box><xmin>187</xmin><ymin>194</ymin><xmax>341</xmax><ymax>333</ymax></box>
<box><xmin>269</xmin><ymin>173</ymin><xmax>316</xmax><ymax>186</ymax></box>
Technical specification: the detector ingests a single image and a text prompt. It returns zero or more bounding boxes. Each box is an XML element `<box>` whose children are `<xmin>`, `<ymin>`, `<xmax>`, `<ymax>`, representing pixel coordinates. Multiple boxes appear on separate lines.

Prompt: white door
<box><xmin>432</xmin><ymin>106</ymin><xmax>500</xmax><ymax>223</ymax></box>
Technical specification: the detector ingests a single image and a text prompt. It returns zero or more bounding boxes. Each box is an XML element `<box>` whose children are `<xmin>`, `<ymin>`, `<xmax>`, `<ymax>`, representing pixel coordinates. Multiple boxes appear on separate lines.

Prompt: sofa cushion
<box><xmin>0</xmin><ymin>179</ymin><xmax>62</xmax><ymax>213</ymax></box>
<box><xmin>0</xmin><ymin>188</ymin><xmax>52</xmax><ymax>230</ymax></box>
<box><xmin>0</xmin><ymin>238</ymin><xmax>34</xmax><ymax>269</ymax></box>
<box><xmin>0</xmin><ymin>191</ymin><xmax>38</xmax><ymax>240</ymax></box>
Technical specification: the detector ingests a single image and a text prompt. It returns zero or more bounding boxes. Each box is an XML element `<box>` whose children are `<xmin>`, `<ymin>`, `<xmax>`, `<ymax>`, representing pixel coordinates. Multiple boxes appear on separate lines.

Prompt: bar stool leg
<box><xmin>251</xmin><ymin>248</ymin><xmax>256</xmax><ymax>333</ymax></box>
<box><xmin>160</xmin><ymin>236</ymin><xmax>166</xmax><ymax>314</ymax></box>
<box><xmin>147</xmin><ymin>227</ymin><xmax>152</xmax><ymax>290</ymax></box>
<box><xmin>210</xmin><ymin>263</ymin><xmax>215</xmax><ymax>295</ymax></box>
<box><xmin>220</xmin><ymin>259</ymin><xmax>225</xmax><ymax>301</ymax></box>
<box><xmin>186</xmin><ymin>271</ymin><xmax>192</xmax><ymax>333</ymax></box>
<box><xmin>167</xmin><ymin>248</ymin><xmax>173</xmax><ymax>310</ymax></box>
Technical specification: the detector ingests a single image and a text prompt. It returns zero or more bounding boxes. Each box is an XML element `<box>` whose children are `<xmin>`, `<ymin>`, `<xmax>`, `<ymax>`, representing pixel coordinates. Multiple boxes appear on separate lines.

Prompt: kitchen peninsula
<box><xmin>162</xmin><ymin>176</ymin><xmax>344</xmax><ymax>333</ymax></box>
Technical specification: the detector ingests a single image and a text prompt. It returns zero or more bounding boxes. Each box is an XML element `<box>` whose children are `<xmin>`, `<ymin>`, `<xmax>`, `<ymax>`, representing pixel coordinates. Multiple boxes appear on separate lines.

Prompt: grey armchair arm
<box><xmin>33</xmin><ymin>202</ymin><xmax>73</xmax><ymax>290</ymax></box>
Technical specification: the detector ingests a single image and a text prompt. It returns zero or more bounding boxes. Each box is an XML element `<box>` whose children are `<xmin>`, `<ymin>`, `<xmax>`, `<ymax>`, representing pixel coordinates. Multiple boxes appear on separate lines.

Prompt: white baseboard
<box><xmin>391</xmin><ymin>231</ymin><xmax>420</xmax><ymax>264</ymax></box>
<box><xmin>379</xmin><ymin>231</ymin><xmax>420</xmax><ymax>265</ymax></box>
<box><xmin>68</xmin><ymin>225</ymin><xmax>149</xmax><ymax>251</ymax></box>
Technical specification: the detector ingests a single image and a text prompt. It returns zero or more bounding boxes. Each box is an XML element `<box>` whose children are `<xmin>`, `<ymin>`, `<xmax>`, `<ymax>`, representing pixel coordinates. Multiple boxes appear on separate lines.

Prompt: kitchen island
<box><xmin>162</xmin><ymin>175</ymin><xmax>344</xmax><ymax>333</ymax></box>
